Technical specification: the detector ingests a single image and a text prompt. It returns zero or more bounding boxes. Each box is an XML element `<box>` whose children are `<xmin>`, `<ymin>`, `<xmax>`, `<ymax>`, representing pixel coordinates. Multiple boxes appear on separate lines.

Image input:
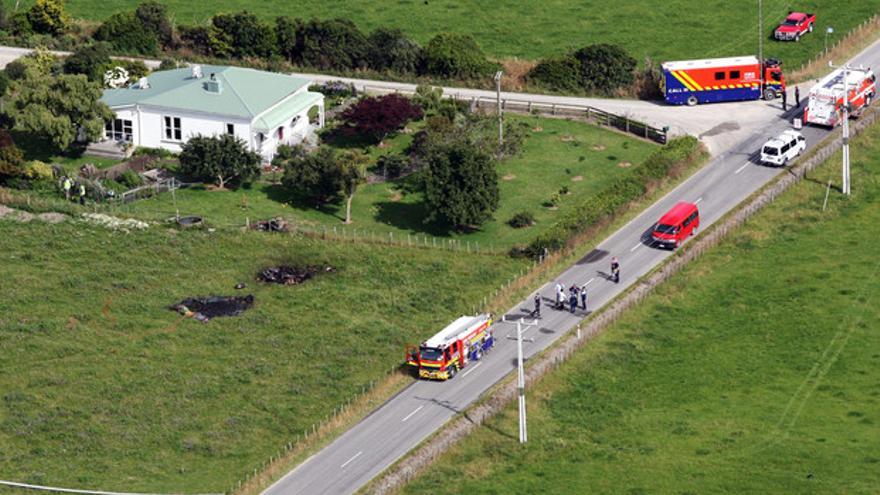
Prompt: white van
<box><xmin>760</xmin><ymin>130</ymin><xmax>806</xmax><ymax>166</ymax></box>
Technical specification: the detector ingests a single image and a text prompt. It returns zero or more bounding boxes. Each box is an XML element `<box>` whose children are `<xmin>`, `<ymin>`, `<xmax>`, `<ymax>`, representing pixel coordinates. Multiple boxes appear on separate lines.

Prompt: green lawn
<box><xmin>0</xmin><ymin>222</ymin><xmax>527</xmax><ymax>491</ymax></box>
<box><xmin>400</xmin><ymin>123</ymin><xmax>880</xmax><ymax>492</ymax></box>
<box><xmin>10</xmin><ymin>0</ymin><xmax>876</xmax><ymax>68</ymax></box>
<box><xmin>119</xmin><ymin>116</ymin><xmax>656</xmax><ymax>251</ymax></box>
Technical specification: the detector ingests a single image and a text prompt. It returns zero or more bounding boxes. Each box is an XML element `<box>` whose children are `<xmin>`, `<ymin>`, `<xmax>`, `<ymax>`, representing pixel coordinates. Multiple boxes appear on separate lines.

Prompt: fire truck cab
<box><xmin>804</xmin><ymin>67</ymin><xmax>876</xmax><ymax>127</ymax></box>
<box><xmin>406</xmin><ymin>314</ymin><xmax>494</xmax><ymax>380</ymax></box>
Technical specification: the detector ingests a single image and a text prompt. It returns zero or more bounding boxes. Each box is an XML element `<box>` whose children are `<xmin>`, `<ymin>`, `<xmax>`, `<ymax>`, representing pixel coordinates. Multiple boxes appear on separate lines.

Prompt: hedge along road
<box><xmin>261</xmin><ymin>37</ymin><xmax>880</xmax><ymax>495</ymax></box>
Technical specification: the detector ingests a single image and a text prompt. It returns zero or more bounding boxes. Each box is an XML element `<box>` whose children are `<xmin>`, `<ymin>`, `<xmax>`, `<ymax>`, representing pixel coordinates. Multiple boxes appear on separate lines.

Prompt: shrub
<box><xmin>121</xmin><ymin>59</ymin><xmax>150</xmax><ymax>80</ymax></box>
<box><xmin>178</xmin><ymin>25</ymin><xmax>212</xmax><ymax>55</ymax></box>
<box><xmin>0</xmin><ymin>71</ymin><xmax>9</xmax><ymax>98</ymax></box>
<box><xmin>296</xmin><ymin>18</ymin><xmax>369</xmax><ymax>70</ymax></box>
<box><xmin>93</xmin><ymin>11</ymin><xmax>159</xmax><ymax>56</ymax></box>
<box><xmin>0</xmin><ymin>131</ymin><xmax>25</xmax><ymax>182</ymax></box>
<box><xmin>63</xmin><ymin>43</ymin><xmax>112</xmax><ymax>81</ymax></box>
<box><xmin>23</xmin><ymin>160</ymin><xmax>54</xmax><ymax>181</ymax></box>
<box><xmin>8</xmin><ymin>11</ymin><xmax>33</xmax><ymax>36</ymax></box>
<box><xmin>422</xmin><ymin>33</ymin><xmax>494</xmax><ymax>79</ymax></box>
<box><xmin>376</xmin><ymin>153</ymin><xmax>410</xmax><ymax>179</ymax></box>
<box><xmin>527</xmin><ymin>56</ymin><xmax>582</xmax><ymax>92</ymax></box>
<box><xmin>211</xmin><ymin>11</ymin><xmax>276</xmax><ymax>59</ymax></box>
<box><xmin>275</xmin><ymin>16</ymin><xmax>300</xmax><ymax>62</ymax></box>
<box><xmin>118</xmin><ymin>169</ymin><xmax>143</xmax><ymax>189</ymax></box>
<box><xmin>508</xmin><ymin>211</ymin><xmax>535</xmax><ymax>229</ymax></box>
<box><xmin>277</xmin><ymin>145</ymin><xmax>345</xmax><ymax>205</ymax></box>
<box><xmin>135</xmin><ymin>0</ymin><xmax>174</xmax><ymax>48</ymax></box>
<box><xmin>525</xmin><ymin>136</ymin><xmax>703</xmax><ymax>257</ymax></box>
<box><xmin>367</xmin><ymin>28</ymin><xmax>422</xmax><ymax>74</ymax></box>
<box><xmin>309</xmin><ymin>80</ymin><xmax>356</xmax><ymax>99</ymax></box>
<box><xmin>572</xmin><ymin>44</ymin><xmax>637</xmax><ymax>95</ymax></box>
<box><xmin>340</xmin><ymin>94</ymin><xmax>423</xmax><ymax>144</ymax></box>
<box><xmin>27</xmin><ymin>0</ymin><xmax>68</xmax><ymax>35</ymax></box>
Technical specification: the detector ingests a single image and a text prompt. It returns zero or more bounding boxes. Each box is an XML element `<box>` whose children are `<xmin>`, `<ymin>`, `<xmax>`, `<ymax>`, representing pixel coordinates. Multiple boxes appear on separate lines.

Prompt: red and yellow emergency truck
<box><xmin>406</xmin><ymin>314</ymin><xmax>494</xmax><ymax>380</ymax></box>
<box><xmin>804</xmin><ymin>66</ymin><xmax>876</xmax><ymax>127</ymax></box>
<box><xmin>662</xmin><ymin>56</ymin><xmax>785</xmax><ymax>106</ymax></box>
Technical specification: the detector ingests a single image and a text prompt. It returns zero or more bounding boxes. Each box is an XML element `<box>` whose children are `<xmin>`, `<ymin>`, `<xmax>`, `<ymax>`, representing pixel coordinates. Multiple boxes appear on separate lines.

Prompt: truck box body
<box><xmin>804</xmin><ymin>67</ymin><xmax>876</xmax><ymax>127</ymax></box>
<box><xmin>662</xmin><ymin>56</ymin><xmax>784</xmax><ymax>105</ymax></box>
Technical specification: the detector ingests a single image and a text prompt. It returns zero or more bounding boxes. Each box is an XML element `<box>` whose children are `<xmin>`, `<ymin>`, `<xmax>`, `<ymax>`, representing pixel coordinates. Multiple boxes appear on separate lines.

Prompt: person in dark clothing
<box><xmin>782</xmin><ymin>89</ymin><xmax>788</xmax><ymax>111</ymax></box>
<box><xmin>533</xmin><ymin>293</ymin><xmax>541</xmax><ymax>318</ymax></box>
<box><xmin>611</xmin><ymin>257</ymin><xmax>620</xmax><ymax>283</ymax></box>
<box><xmin>795</xmin><ymin>86</ymin><xmax>801</xmax><ymax>107</ymax></box>
<box><xmin>569</xmin><ymin>290</ymin><xmax>578</xmax><ymax>313</ymax></box>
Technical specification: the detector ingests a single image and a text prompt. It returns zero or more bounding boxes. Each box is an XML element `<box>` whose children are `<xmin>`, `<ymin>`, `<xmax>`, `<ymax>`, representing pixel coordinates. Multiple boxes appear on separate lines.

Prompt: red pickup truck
<box><xmin>774</xmin><ymin>12</ymin><xmax>816</xmax><ymax>41</ymax></box>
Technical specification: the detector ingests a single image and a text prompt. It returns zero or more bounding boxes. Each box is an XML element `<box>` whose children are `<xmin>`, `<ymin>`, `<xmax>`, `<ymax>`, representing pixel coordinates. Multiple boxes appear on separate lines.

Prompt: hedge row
<box><xmin>523</xmin><ymin>136</ymin><xmax>705</xmax><ymax>257</ymax></box>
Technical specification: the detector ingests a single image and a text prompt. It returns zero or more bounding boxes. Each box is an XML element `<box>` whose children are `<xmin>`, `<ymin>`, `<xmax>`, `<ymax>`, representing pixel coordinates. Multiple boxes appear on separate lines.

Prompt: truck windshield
<box><xmin>763</xmin><ymin>146</ymin><xmax>779</xmax><ymax>156</ymax></box>
<box><xmin>419</xmin><ymin>347</ymin><xmax>443</xmax><ymax>361</ymax></box>
<box><xmin>783</xmin><ymin>19</ymin><xmax>799</xmax><ymax>26</ymax></box>
<box><xmin>655</xmin><ymin>224</ymin><xmax>678</xmax><ymax>234</ymax></box>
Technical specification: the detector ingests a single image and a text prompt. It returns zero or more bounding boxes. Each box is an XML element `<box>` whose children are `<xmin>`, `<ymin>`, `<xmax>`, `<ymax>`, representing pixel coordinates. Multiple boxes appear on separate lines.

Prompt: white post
<box><xmin>517</xmin><ymin>319</ymin><xmax>527</xmax><ymax>443</ymax></box>
<box><xmin>494</xmin><ymin>71</ymin><xmax>504</xmax><ymax>152</ymax></box>
<box><xmin>842</xmin><ymin>64</ymin><xmax>851</xmax><ymax>196</ymax></box>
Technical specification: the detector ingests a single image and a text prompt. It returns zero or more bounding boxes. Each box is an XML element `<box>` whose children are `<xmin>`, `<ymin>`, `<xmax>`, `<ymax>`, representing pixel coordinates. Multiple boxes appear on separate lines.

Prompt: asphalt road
<box><xmin>264</xmin><ymin>39</ymin><xmax>880</xmax><ymax>495</ymax></box>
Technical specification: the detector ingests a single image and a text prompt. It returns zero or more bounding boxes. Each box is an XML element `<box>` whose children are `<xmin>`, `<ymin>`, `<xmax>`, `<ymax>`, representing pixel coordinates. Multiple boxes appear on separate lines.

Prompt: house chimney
<box><xmin>136</xmin><ymin>76</ymin><xmax>150</xmax><ymax>89</ymax></box>
<box><xmin>210</xmin><ymin>73</ymin><xmax>216</xmax><ymax>80</ymax></box>
<box><xmin>192</xmin><ymin>65</ymin><xmax>203</xmax><ymax>79</ymax></box>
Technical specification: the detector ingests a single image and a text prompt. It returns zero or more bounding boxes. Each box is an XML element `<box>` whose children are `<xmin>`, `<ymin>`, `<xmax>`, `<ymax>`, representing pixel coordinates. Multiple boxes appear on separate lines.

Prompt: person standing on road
<box><xmin>782</xmin><ymin>89</ymin><xmax>788</xmax><ymax>111</ymax></box>
<box><xmin>611</xmin><ymin>257</ymin><xmax>620</xmax><ymax>284</ymax></box>
<box><xmin>580</xmin><ymin>285</ymin><xmax>588</xmax><ymax>310</ymax></box>
<box><xmin>533</xmin><ymin>293</ymin><xmax>541</xmax><ymax>318</ymax></box>
<box><xmin>555</xmin><ymin>283</ymin><xmax>564</xmax><ymax>310</ymax></box>
<box><xmin>795</xmin><ymin>86</ymin><xmax>801</xmax><ymax>108</ymax></box>
<box><xmin>569</xmin><ymin>288</ymin><xmax>578</xmax><ymax>314</ymax></box>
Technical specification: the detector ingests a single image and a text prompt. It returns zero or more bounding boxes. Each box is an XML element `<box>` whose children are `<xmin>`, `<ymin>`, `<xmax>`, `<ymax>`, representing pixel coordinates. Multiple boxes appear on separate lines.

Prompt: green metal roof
<box><xmin>101</xmin><ymin>65</ymin><xmax>313</xmax><ymax>121</ymax></box>
<box><xmin>253</xmin><ymin>91</ymin><xmax>323</xmax><ymax>131</ymax></box>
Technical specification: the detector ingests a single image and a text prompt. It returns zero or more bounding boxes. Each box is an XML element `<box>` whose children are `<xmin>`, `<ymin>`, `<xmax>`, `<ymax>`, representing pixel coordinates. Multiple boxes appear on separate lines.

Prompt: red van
<box><xmin>652</xmin><ymin>202</ymin><xmax>700</xmax><ymax>249</ymax></box>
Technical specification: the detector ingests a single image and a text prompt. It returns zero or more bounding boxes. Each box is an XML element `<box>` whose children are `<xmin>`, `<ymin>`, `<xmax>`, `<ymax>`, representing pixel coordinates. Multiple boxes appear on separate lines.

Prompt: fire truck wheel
<box><xmin>448</xmin><ymin>366</ymin><xmax>457</xmax><ymax>379</ymax></box>
<box><xmin>686</xmin><ymin>96</ymin><xmax>698</xmax><ymax>106</ymax></box>
<box><xmin>763</xmin><ymin>88</ymin><xmax>776</xmax><ymax>101</ymax></box>
<box><xmin>866</xmin><ymin>95</ymin><xmax>873</xmax><ymax>107</ymax></box>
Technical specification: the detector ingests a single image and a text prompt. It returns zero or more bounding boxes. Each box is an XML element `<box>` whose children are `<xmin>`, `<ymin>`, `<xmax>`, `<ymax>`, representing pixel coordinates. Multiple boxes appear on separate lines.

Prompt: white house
<box><xmin>99</xmin><ymin>64</ymin><xmax>324</xmax><ymax>162</ymax></box>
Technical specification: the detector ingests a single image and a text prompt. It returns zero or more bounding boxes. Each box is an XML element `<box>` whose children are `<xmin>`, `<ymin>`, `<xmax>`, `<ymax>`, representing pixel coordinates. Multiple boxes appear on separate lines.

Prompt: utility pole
<box><xmin>494</xmin><ymin>71</ymin><xmax>504</xmax><ymax>152</ymax></box>
<box><xmin>508</xmin><ymin>317</ymin><xmax>535</xmax><ymax>443</ymax></box>
<box><xmin>829</xmin><ymin>61</ymin><xmax>852</xmax><ymax>196</ymax></box>
<box><xmin>758</xmin><ymin>0</ymin><xmax>763</xmax><ymax>64</ymax></box>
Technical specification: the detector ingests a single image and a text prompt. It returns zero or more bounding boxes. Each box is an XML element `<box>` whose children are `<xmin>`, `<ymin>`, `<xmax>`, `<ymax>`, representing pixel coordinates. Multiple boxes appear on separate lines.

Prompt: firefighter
<box><xmin>532</xmin><ymin>293</ymin><xmax>541</xmax><ymax>318</ymax></box>
<box><xmin>782</xmin><ymin>89</ymin><xmax>788</xmax><ymax>111</ymax></box>
<box><xmin>795</xmin><ymin>86</ymin><xmax>801</xmax><ymax>108</ymax></box>
<box><xmin>611</xmin><ymin>257</ymin><xmax>620</xmax><ymax>283</ymax></box>
<box><xmin>569</xmin><ymin>288</ymin><xmax>578</xmax><ymax>314</ymax></box>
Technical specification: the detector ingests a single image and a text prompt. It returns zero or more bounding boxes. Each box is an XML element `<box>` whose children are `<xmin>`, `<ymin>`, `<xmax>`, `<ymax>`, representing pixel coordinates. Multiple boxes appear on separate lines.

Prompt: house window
<box><xmin>105</xmin><ymin>119</ymin><xmax>133</xmax><ymax>142</ymax></box>
<box><xmin>226</xmin><ymin>123</ymin><xmax>235</xmax><ymax>135</ymax></box>
<box><xmin>163</xmin><ymin>116</ymin><xmax>182</xmax><ymax>141</ymax></box>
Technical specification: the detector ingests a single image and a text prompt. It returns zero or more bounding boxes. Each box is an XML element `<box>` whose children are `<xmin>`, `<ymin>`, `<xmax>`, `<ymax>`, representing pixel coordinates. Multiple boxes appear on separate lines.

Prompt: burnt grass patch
<box><xmin>257</xmin><ymin>265</ymin><xmax>336</xmax><ymax>285</ymax></box>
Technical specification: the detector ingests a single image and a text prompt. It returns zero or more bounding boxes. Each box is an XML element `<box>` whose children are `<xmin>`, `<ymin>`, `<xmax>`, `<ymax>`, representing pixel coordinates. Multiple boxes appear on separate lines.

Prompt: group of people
<box><xmin>61</xmin><ymin>176</ymin><xmax>87</xmax><ymax>205</ymax></box>
<box><xmin>531</xmin><ymin>257</ymin><xmax>621</xmax><ymax>318</ymax></box>
<box><xmin>781</xmin><ymin>86</ymin><xmax>802</xmax><ymax>112</ymax></box>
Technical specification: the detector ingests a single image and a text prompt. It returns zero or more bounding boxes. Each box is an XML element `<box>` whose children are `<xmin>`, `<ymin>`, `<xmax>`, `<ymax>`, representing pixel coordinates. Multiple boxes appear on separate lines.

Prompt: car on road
<box><xmin>774</xmin><ymin>12</ymin><xmax>816</xmax><ymax>41</ymax></box>
<box><xmin>760</xmin><ymin>130</ymin><xmax>806</xmax><ymax>166</ymax></box>
<box><xmin>651</xmin><ymin>202</ymin><xmax>700</xmax><ymax>249</ymax></box>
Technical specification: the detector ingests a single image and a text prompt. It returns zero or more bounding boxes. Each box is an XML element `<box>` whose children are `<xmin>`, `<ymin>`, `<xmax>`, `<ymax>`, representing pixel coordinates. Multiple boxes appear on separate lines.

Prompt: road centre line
<box><xmin>401</xmin><ymin>405</ymin><xmax>424</xmax><ymax>422</ymax></box>
<box><xmin>630</xmin><ymin>242</ymin><xmax>642</xmax><ymax>252</ymax></box>
<box><xmin>340</xmin><ymin>451</ymin><xmax>362</xmax><ymax>469</ymax></box>
<box><xmin>584</xmin><ymin>277</ymin><xmax>595</xmax><ymax>286</ymax></box>
<box><xmin>734</xmin><ymin>163</ymin><xmax>750</xmax><ymax>174</ymax></box>
<box><xmin>694</xmin><ymin>196</ymin><xmax>703</xmax><ymax>204</ymax></box>
<box><xmin>460</xmin><ymin>362</ymin><xmax>482</xmax><ymax>378</ymax></box>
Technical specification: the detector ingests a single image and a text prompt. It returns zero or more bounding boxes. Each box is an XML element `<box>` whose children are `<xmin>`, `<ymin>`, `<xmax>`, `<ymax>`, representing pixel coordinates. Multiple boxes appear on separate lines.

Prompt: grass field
<box><xmin>0</xmin><ymin>221</ymin><xmax>527</xmax><ymax>491</ymax></box>
<box><xmin>400</xmin><ymin>123</ymin><xmax>880</xmax><ymax>493</ymax></box>
<box><xmin>119</xmin><ymin>115</ymin><xmax>656</xmax><ymax>250</ymax></box>
<box><xmin>9</xmin><ymin>0</ymin><xmax>877</xmax><ymax>69</ymax></box>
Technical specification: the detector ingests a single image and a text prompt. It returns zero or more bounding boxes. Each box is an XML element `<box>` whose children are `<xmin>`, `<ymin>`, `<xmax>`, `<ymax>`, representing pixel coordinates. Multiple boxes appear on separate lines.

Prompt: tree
<box><xmin>422</xmin><ymin>138</ymin><xmax>499</xmax><ymax>229</ymax></box>
<box><xmin>8</xmin><ymin>73</ymin><xmax>112</xmax><ymax>152</ymax></box>
<box><xmin>296</xmin><ymin>18</ymin><xmax>368</xmax><ymax>70</ymax></box>
<box><xmin>338</xmin><ymin>150</ymin><xmax>368</xmax><ymax>224</ymax></box>
<box><xmin>93</xmin><ymin>11</ymin><xmax>159</xmax><ymax>56</ymax></box>
<box><xmin>0</xmin><ymin>130</ymin><xmax>25</xmax><ymax>182</ymax></box>
<box><xmin>277</xmin><ymin>145</ymin><xmax>344</xmax><ymax>205</ymax></box>
<box><xmin>572</xmin><ymin>44</ymin><xmax>637</xmax><ymax>94</ymax></box>
<box><xmin>211</xmin><ymin>11</ymin><xmax>276</xmax><ymax>59</ymax></box>
<box><xmin>422</xmin><ymin>33</ymin><xmax>493</xmax><ymax>79</ymax></box>
<box><xmin>27</xmin><ymin>0</ymin><xmax>68</xmax><ymax>35</ymax></box>
<box><xmin>340</xmin><ymin>94</ymin><xmax>423</xmax><ymax>144</ymax></box>
<box><xmin>178</xmin><ymin>134</ymin><xmax>261</xmax><ymax>189</ymax></box>
<box><xmin>63</xmin><ymin>43</ymin><xmax>112</xmax><ymax>82</ymax></box>
<box><xmin>135</xmin><ymin>0</ymin><xmax>174</xmax><ymax>48</ymax></box>
<box><xmin>275</xmin><ymin>16</ymin><xmax>301</xmax><ymax>62</ymax></box>
<box><xmin>366</xmin><ymin>28</ymin><xmax>422</xmax><ymax>74</ymax></box>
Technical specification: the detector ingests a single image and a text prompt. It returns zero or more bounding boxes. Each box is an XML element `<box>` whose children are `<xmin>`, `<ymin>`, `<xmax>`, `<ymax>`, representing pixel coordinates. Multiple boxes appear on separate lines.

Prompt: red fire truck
<box><xmin>405</xmin><ymin>314</ymin><xmax>494</xmax><ymax>380</ymax></box>
<box><xmin>662</xmin><ymin>56</ymin><xmax>785</xmax><ymax>106</ymax></box>
<box><xmin>804</xmin><ymin>66</ymin><xmax>877</xmax><ymax>127</ymax></box>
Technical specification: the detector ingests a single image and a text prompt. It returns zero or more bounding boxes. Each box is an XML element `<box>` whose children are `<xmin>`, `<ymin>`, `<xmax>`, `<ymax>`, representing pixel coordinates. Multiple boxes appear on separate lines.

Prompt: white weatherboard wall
<box><xmin>112</xmin><ymin>105</ymin><xmax>253</xmax><ymax>152</ymax></box>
